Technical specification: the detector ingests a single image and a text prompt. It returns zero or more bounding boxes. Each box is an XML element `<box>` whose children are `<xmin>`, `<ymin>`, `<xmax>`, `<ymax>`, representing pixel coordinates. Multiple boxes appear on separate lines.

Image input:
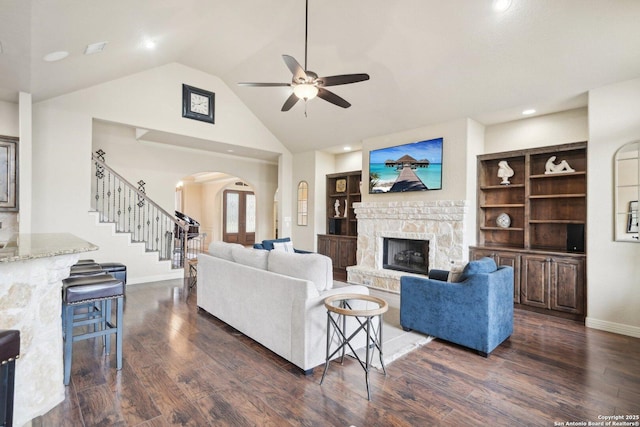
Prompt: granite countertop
<box><xmin>0</xmin><ymin>233</ymin><xmax>98</xmax><ymax>263</ymax></box>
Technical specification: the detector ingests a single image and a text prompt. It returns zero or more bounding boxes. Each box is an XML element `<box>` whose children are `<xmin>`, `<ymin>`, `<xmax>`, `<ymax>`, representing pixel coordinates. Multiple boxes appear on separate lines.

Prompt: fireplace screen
<box><xmin>382</xmin><ymin>238</ymin><xmax>429</xmax><ymax>275</ymax></box>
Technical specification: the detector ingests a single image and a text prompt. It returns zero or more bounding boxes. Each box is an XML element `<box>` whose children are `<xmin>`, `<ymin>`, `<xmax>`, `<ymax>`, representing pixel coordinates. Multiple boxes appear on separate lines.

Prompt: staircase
<box><xmin>91</xmin><ymin>151</ymin><xmax>205</xmax><ymax>270</ymax></box>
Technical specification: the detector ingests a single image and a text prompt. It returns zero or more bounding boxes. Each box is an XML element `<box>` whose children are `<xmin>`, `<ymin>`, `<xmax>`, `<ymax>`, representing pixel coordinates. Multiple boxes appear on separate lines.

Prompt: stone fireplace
<box><xmin>347</xmin><ymin>200</ymin><xmax>469</xmax><ymax>293</ymax></box>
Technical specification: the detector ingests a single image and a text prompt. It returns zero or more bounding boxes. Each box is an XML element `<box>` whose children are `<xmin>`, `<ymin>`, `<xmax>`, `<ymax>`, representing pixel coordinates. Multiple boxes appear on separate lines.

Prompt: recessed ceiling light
<box><xmin>43</xmin><ymin>51</ymin><xmax>69</xmax><ymax>62</ymax></box>
<box><xmin>522</xmin><ymin>109</ymin><xmax>536</xmax><ymax>115</ymax></box>
<box><xmin>343</xmin><ymin>146</ymin><xmax>351</xmax><ymax>151</ymax></box>
<box><xmin>143</xmin><ymin>39</ymin><xmax>156</xmax><ymax>50</ymax></box>
<box><xmin>84</xmin><ymin>41</ymin><xmax>108</xmax><ymax>55</ymax></box>
<box><xmin>493</xmin><ymin>0</ymin><xmax>512</xmax><ymax>12</ymax></box>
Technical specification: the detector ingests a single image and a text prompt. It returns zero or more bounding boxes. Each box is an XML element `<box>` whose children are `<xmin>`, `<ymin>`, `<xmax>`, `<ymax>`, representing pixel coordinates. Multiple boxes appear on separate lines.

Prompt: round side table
<box><xmin>319</xmin><ymin>293</ymin><xmax>388</xmax><ymax>400</ymax></box>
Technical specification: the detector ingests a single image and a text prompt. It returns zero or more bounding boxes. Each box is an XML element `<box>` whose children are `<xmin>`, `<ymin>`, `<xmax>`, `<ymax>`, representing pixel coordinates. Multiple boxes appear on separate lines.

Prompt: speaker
<box><xmin>566</xmin><ymin>224</ymin><xmax>585</xmax><ymax>253</ymax></box>
<box><xmin>329</xmin><ymin>218</ymin><xmax>340</xmax><ymax>235</ymax></box>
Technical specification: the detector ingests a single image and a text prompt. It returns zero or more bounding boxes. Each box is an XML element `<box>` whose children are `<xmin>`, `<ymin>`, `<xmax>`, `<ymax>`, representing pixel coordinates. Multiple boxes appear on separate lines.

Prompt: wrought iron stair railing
<box><xmin>91</xmin><ymin>151</ymin><xmax>204</xmax><ymax>268</ymax></box>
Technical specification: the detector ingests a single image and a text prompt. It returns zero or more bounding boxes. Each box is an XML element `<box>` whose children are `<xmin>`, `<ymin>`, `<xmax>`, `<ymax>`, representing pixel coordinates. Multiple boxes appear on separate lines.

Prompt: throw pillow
<box><xmin>459</xmin><ymin>257</ymin><xmax>497</xmax><ymax>281</ymax></box>
<box><xmin>267</xmin><ymin>250</ymin><xmax>333</xmax><ymax>292</ymax></box>
<box><xmin>272</xmin><ymin>241</ymin><xmax>295</xmax><ymax>253</ymax></box>
<box><xmin>447</xmin><ymin>262</ymin><xmax>467</xmax><ymax>282</ymax></box>
<box><xmin>261</xmin><ymin>237</ymin><xmax>292</xmax><ymax>251</ymax></box>
<box><xmin>231</xmin><ymin>246</ymin><xmax>269</xmax><ymax>270</ymax></box>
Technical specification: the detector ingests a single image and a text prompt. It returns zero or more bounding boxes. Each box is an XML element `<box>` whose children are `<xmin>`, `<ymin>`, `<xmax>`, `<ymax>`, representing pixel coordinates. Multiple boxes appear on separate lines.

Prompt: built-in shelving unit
<box><xmin>471</xmin><ymin>142</ymin><xmax>587</xmax><ymax>321</ymax></box>
<box><xmin>318</xmin><ymin>170</ymin><xmax>361</xmax><ymax>280</ymax></box>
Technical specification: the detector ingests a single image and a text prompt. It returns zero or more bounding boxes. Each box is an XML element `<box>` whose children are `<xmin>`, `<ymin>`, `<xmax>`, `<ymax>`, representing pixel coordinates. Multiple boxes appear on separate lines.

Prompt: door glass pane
<box><xmin>226</xmin><ymin>192</ymin><xmax>239</xmax><ymax>233</ymax></box>
<box><xmin>246</xmin><ymin>193</ymin><xmax>256</xmax><ymax>233</ymax></box>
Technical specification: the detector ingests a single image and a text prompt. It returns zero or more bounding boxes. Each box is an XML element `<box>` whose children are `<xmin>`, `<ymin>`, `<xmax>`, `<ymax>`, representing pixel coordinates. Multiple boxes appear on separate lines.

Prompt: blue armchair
<box><xmin>400</xmin><ymin>257</ymin><xmax>513</xmax><ymax>356</ymax></box>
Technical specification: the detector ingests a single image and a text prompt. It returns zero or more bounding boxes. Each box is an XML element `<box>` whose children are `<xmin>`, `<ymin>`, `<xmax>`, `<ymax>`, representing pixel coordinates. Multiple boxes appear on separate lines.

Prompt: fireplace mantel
<box><xmin>347</xmin><ymin>200</ymin><xmax>469</xmax><ymax>292</ymax></box>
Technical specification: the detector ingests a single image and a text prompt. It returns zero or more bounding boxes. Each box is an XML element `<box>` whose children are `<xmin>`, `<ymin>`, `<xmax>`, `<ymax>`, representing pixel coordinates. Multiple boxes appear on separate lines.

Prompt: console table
<box><xmin>0</xmin><ymin>233</ymin><xmax>98</xmax><ymax>427</ymax></box>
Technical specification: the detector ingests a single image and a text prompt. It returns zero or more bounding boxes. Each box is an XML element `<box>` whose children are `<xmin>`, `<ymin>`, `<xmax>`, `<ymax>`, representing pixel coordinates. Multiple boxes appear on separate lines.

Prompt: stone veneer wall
<box><xmin>347</xmin><ymin>200</ymin><xmax>468</xmax><ymax>293</ymax></box>
<box><xmin>0</xmin><ymin>254</ymin><xmax>78</xmax><ymax>427</ymax></box>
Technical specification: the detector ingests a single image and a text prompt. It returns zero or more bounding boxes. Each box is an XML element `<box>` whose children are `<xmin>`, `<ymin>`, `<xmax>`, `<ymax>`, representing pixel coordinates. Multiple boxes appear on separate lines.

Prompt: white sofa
<box><xmin>197</xmin><ymin>241</ymin><xmax>370</xmax><ymax>373</ymax></box>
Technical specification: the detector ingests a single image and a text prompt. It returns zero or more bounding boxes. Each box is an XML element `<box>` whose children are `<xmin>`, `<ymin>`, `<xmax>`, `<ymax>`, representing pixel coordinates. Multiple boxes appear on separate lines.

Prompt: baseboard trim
<box><xmin>127</xmin><ymin>270</ymin><xmax>184</xmax><ymax>285</ymax></box>
<box><xmin>585</xmin><ymin>317</ymin><xmax>640</xmax><ymax>338</ymax></box>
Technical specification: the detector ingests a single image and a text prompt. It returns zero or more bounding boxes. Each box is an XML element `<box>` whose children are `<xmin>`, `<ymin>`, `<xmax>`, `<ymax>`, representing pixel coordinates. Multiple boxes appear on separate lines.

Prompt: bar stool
<box><xmin>0</xmin><ymin>329</ymin><xmax>20</xmax><ymax>427</ymax></box>
<box><xmin>62</xmin><ymin>274</ymin><xmax>124</xmax><ymax>386</ymax></box>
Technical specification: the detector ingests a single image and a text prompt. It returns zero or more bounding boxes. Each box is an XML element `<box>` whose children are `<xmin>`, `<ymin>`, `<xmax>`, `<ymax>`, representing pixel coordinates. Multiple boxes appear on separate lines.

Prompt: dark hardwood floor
<box><xmin>35</xmin><ymin>279</ymin><xmax>640</xmax><ymax>426</ymax></box>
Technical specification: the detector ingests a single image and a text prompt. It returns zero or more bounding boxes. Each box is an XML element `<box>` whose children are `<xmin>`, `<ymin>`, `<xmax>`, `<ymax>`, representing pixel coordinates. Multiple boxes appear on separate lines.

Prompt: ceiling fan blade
<box><xmin>317</xmin><ymin>88</ymin><xmax>351</xmax><ymax>108</ymax></box>
<box><xmin>281</xmin><ymin>93</ymin><xmax>299</xmax><ymax>111</ymax></box>
<box><xmin>317</xmin><ymin>73</ymin><xmax>370</xmax><ymax>87</ymax></box>
<box><xmin>237</xmin><ymin>82</ymin><xmax>291</xmax><ymax>87</ymax></box>
<box><xmin>282</xmin><ymin>55</ymin><xmax>307</xmax><ymax>82</ymax></box>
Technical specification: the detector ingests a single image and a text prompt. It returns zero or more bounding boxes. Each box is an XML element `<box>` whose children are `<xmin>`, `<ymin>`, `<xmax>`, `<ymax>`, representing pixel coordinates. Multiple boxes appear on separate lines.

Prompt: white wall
<box><xmin>587</xmin><ymin>77</ymin><xmax>640</xmax><ymax>337</ymax></box>
<box><xmin>30</xmin><ymin>63</ymin><xmax>288</xmax><ymax>283</ymax></box>
<box><xmin>362</xmin><ymin>118</ymin><xmax>474</xmax><ymax>203</ymax></box>
<box><xmin>291</xmin><ymin>151</ymin><xmax>317</xmax><ymax>251</ymax></box>
<box><xmin>484</xmin><ymin>108</ymin><xmax>588</xmax><ymax>153</ymax></box>
<box><xmin>335</xmin><ymin>150</ymin><xmax>362</xmax><ymax>172</ymax></box>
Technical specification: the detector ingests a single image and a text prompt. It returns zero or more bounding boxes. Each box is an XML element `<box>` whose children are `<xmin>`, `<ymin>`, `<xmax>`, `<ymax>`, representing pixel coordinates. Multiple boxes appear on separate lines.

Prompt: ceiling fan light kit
<box><xmin>238</xmin><ymin>0</ymin><xmax>369</xmax><ymax>112</ymax></box>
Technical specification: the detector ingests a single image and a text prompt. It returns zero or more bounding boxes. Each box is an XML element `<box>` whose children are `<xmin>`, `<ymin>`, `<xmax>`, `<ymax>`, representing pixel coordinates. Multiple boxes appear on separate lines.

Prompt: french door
<box><xmin>223</xmin><ymin>190</ymin><xmax>256</xmax><ymax>246</ymax></box>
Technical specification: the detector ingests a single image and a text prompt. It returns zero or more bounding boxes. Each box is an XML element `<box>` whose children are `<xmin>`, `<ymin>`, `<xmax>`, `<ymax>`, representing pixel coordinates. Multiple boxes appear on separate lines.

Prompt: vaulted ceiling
<box><xmin>1</xmin><ymin>0</ymin><xmax>639</xmax><ymax>153</ymax></box>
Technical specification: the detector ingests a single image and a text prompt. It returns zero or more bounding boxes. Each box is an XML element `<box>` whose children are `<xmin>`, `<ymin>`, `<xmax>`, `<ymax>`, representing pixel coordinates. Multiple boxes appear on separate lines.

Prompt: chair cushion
<box><xmin>459</xmin><ymin>257</ymin><xmax>497</xmax><ymax>281</ymax></box>
<box><xmin>63</xmin><ymin>274</ymin><xmax>125</xmax><ymax>304</ymax></box>
<box><xmin>0</xmin><ymin>329</ymin><xmax>20</xmax><ymax>362</ymax></box>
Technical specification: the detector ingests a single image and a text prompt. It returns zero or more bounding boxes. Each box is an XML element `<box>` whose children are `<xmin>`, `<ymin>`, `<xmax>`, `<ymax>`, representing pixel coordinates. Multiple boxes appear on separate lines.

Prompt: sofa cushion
<box><xmin>231</xmin><ymin>246</ymin><xmax>269</xmax><ymax>270</ymax></box>
<box><xmin>267</xmin><ymin>250</ymin><xmax>333</xmax><ymax>292</ymax></box>
<box><xmin>208</xmin><ymin>241</ymin><xmax>242</xmax><ymax>261</ymax></box>
<box><xmin>459</xmin><ymin>257</ymin><xmax>497</xmax><ymax>281</ymax></box>
<box><xmin>261</xmin><ymin>237</ymin><xmax>292</xmax><ymax>251</ymax></box>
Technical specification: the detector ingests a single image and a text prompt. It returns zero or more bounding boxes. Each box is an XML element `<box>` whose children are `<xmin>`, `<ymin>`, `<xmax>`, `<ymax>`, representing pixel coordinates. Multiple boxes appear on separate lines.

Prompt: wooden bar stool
<box><xmin>0</xmin><ymin>329</ymin><xmax>20</xmax><ymax>427</ymax></box>
<box><xmin>61</xmin><ymin>274</ymin><xmax>124</xmax><ymax>386</ymax></box>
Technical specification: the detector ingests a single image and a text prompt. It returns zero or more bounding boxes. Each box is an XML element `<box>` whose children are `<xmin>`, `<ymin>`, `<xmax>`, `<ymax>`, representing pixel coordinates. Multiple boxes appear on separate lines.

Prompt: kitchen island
<box><xmin>0</xmin><ymin>233</ymin><xmax>98</xmax><ymax>427</ymax></box>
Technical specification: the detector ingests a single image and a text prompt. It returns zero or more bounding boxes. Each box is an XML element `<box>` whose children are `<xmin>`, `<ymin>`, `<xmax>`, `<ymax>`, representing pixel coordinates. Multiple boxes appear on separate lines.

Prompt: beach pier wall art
<box><xmin>368</xmin><ymin>137</ymin><xmax>443</xmax><ymax>193</ymax></box>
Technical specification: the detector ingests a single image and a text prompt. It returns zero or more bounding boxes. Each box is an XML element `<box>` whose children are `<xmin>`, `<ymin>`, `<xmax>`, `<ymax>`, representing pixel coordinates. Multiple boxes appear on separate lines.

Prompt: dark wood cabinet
<box><xmin>472</xmin><ymin>142</ymin><xmax>587</xmax><ymax>320</ymax></box>
<box><xmin>318</xmin><ymin>170</ymin><xmax>361</xmax><ymax>281</ymax></box>
<box><xmin>317</xmin><ymin>234</ymin><xmax>357</xmax><ymax>281</ymax></box>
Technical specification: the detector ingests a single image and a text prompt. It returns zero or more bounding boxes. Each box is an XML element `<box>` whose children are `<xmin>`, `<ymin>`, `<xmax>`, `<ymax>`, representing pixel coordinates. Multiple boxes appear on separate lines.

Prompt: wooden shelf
<box><xmin>481</xmin><ymin>204</ymin><xmax>525</xmax><ymax>208</ymax></box>
<box><xmin>480</xmin><ymin>227</ymin><xmax>525</xmax><ymax>231</ymax></box>
<box><xmin>530</xmin><ymin>171</ymin><xmax>586</xmax><ymax>179</ymax></box>
<box><xmin>529</xmin><ymin>194</ymin><xmax>586</xmax><ymax>199</ymax></box>
<box><xmin>480</xmin><ymin>184</ymin><xmax>526</xmax><ymax>190</ymax></box>
<box><xmin>529</xmin><ymin>219</ymin><xmax>585</xmax><ymax>224</ymax></box>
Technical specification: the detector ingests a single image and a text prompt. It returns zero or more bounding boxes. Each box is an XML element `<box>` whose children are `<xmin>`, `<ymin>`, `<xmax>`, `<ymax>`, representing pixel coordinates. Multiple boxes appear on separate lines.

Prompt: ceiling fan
<box><xmin>238</xmin><ymin>0</ymin><xmax>370</xmax><ymax>112</ymax></box>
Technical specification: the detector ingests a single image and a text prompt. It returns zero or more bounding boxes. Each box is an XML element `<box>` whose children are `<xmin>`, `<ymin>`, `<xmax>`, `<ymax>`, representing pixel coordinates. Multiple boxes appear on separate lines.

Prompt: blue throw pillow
<box><xmin>261</xmin><ymin>237</ymin><xmax>292</xmax><ymax>251</ymax></box>
<box><xmin>459</xmin><ymin>257</ymin><xmax>497</xmax><ymax>281</ymax></box>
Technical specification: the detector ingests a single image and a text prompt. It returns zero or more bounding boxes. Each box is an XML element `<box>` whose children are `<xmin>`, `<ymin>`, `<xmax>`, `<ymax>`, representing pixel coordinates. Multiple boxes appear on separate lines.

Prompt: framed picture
<box><xmin>335</xmin><ymin>179</ymin><xmax>347</xmax><ymax>193</ymax></box>
<box><xmin>182</xmin><ymin>84</ymin><xmax>215</xmax><ymax>124</ymax></box>
<box><xmin>628</xmin><ymin>200</ymin><xmax>639</xmax><ymax>233</ymax></box>
<box><xmin>0</xmin><ymin>136</ymin><xmax>18</xmax><ymax>211</ymax></box>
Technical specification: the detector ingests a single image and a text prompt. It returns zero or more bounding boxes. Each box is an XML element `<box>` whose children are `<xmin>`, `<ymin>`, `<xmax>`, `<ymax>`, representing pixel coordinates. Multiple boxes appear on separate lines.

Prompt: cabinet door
<box><xmin>521</xmin><ymin>254</ymin><xmax>550</xmax><ymax>309</ymax></box>
<box><xmin>496</xmin><ymin>252</ymin><xmax>521</xmax><ymax>304</ymax></box>
<box><xmin>317</xmin><ymin>235</ymin><xmax>331</xmax><ymax>257</ymax></box>
<box><xmin>337</xmin><ymin>238</ymin><xmax>357</xmax><ymax>269</ymax></box>
<box><xmin>550</xmin><ymin>257</ymin><xmax>585</xmax><ymax>314</ymax></box>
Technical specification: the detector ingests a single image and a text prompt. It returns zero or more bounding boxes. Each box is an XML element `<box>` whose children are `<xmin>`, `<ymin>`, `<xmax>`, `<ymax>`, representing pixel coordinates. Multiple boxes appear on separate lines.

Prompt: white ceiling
<box><xmin>1</xmin><ymin>0</ymin><xmax>640</xmax><ymax>154</ymax></box>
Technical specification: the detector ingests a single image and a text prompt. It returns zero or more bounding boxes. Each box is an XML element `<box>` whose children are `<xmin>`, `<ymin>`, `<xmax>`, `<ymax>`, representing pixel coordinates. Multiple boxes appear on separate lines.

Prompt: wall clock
<box><xmin>496</xmin><ymin>212</ymin><xmax>511</xmax><ymax>228</ymax></box>
<box><xmin>182</xmin><ymin>84</ymin><xmax>215</xmax><ymax>124</ymax></box>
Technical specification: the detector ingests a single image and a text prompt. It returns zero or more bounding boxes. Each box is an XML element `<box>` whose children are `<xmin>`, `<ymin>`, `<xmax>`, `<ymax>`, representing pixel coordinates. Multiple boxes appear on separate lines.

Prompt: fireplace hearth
<box><xmin>383</xmin><ymin>237</ymin><xmax>429</xmax><ymax>275</ymax></box>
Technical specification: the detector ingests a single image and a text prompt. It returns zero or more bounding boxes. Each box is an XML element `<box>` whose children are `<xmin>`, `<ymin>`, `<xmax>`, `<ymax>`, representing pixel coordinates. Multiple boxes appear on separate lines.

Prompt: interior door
<box><xmin>223</xmin><ymin>190</ymin><xmax>256</xmax><ymax>246</ymax></box>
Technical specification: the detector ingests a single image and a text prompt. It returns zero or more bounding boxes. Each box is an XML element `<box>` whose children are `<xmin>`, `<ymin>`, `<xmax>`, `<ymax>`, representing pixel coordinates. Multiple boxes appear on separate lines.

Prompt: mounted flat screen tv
<box><xmin>369</xmin><ymin>137</ymin><xmax>443</xmax><ymax>193</ymax></box>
